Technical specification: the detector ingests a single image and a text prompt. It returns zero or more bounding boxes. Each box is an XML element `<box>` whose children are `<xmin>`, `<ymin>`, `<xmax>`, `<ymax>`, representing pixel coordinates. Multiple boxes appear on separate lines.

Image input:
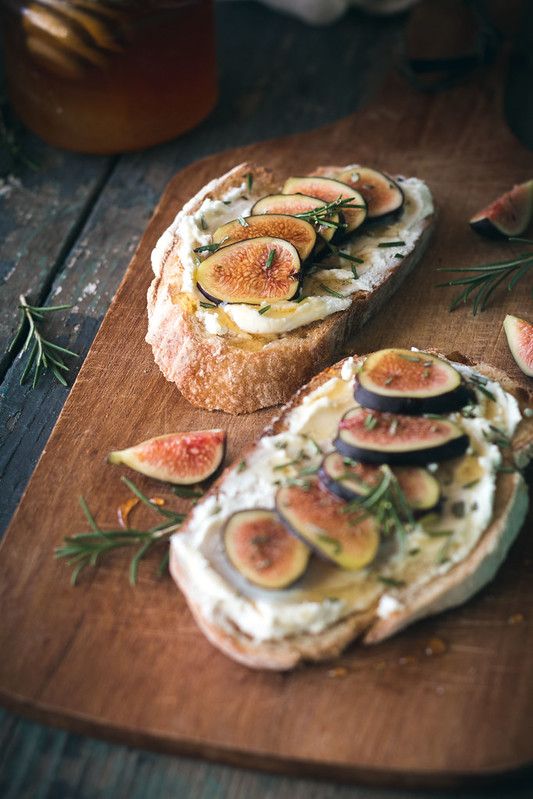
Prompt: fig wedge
<box><xmin>470</xmin><ymin>180</ymin><xmax>533</xmax><ymax>239</ymax></box>
<box><xmin>335</xmin><ymin>166</ymin><xmax>404</xmax><ymax>221</ymax></box>
<box><xmin>108</xmin><ymin>430</ymin><xmax>226</xmax><ymax>484</ymax></box>
<box><xmin>355</xmin><ymin>349</ymin><xmax>471</xmax><ymax>415</ymax></box>
<box><xmin>503</xmin><ymin>314</ymin><xmax>533</xmax><ymax>377</ymax></box>
<box><xmin>212</xmin><ymin>214</ymin><xmax>316</xmax><ymax>262</ymax></box>
<box><xmin>251</xmin><ymin>193</ymin><xmax>339</xmax><ymax>243</ymax></box>
<box><xmin>282</xmin><ymin>176</ymin><xmax>367</xmax><ymax>235</ymax></box>
<box><xmin>196</xmin><ymin>237</ymin><xmax>301</xmax><ymax>305</ymax></box>
<box><xmin>319</xmin><ymin>452</ymin><xmax>440</xmax><ymax>512</ymax></box>
<box><xmin>224</xmin><ymin>509</ymin><xmax>310</xmax><ymax>589</ymax></box>
<box><xmin>276</xmin><ymin>479</ymin><xmax>379</xmax><ymax>570</ymax></box>
<box><xmin>335</xmin><ymin>408</ymin><xmax>469</xmax><ymax>465</ymax></box>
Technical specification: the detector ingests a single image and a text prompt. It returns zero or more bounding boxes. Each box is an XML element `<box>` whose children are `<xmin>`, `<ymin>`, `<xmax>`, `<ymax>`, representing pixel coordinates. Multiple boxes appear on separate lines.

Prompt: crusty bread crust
<box><xmin>169</xmin><ymin>354</ymin><xmax>533</xmax><ymax>670</ymax></box>
<box><xmin>147</xmin><ymin>163</ymin><xmax>435</xmax><ymax>414</ymax></box>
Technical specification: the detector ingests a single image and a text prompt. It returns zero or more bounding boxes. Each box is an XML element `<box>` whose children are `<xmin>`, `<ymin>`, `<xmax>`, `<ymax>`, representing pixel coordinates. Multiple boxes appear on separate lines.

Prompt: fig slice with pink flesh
<box><xmin>470</xmin><ymin>180</ymin><xmax>533</xmax><ymax>239</ymax></box>
<box><xmin>196</xmin><ymin>236</ymin><xmax>301</xmax><ymax>305</ymax></box>
<box><xmin>108</xmin><ymin>429</ymin><xmax>226</xmax><ymax>484</ymax></box>
<box><xmin>251</xmin><ymin>193</ymin><xmax>339</xmax><ymax>243</ymax></box>
<box><xmin>355</xmin><ymin>349</ymin><xmax>471</xmax><ymax>415</ymax></box>
<box><xmin>335</xmin><ymin>408</ymin><xmax>469</xmax><ymax>466</ymax></box>
<box><xmin>335</xmin><ymin>166</ymin><xmax>404</xmax><ymax>221</ymax></box>
<box><xmin>503</xmin><ymin>314</ymin><xmax>533</xmax><ymax>377</ymax></box>
<box><xmin>212</xmin><ymin>214</ymin><xmax>316</xmax><ymax>261</ymax></box>
<box><xmin>281</xmin><ymin>176</ymin><xmax>367</xmax><ymax>235</ymax></box>
<box><xmin>319</xmin><ymin>452</ymin><xmax>440</xmax><ymax>512</ymax></box>
<box><xmin>224</xmin><ymin>509</ymin><xmax>310</xmax><ymax>589</ymax></box>
<box><xmin>276</xmin><ymin>479</ymin><xmax>379</xmax><ymax>570</ymax></box>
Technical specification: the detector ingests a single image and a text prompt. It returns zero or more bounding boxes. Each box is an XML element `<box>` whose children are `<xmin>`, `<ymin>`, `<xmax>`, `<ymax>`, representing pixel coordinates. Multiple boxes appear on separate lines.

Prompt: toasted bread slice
<box><xmin>147</xmin><ymin>163</ymin><xmax>434</xmax><ymax>414</ymax></box>
<box><xmin>169</xmin><ymin>354</ymin><xmax>533</xmax><ymax>670</ymax></box>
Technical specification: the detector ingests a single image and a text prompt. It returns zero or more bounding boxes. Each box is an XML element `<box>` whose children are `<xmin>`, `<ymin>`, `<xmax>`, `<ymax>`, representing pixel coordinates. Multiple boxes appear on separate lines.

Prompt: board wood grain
<box><xmin>1</xmin><ymin>64</ymin><xmax>533</xmax><ymax>788</ymax></box>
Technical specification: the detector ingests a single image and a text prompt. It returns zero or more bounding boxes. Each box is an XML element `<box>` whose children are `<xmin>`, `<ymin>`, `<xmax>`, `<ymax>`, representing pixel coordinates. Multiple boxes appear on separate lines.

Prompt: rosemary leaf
<box><xmin>318</xmin><ymin>282</ymin><xmax>345</xmax><ymax>299</ymax></box>
<box><xmin>264</xmin><ymin>249</ymin><xmax>276</xmax><ymax>269</ymax></box>
<box><xmin>193</xmin><ymin>243</ymin><xmax>220</xmax><ymax>254</ymax></box>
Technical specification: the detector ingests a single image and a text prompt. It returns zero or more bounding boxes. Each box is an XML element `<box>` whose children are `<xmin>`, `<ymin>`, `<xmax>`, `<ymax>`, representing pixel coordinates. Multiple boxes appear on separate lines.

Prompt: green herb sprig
<box><xmin>342</xmin><ymin>465</ymin><xmax>415</xmax><ymax>551</ymax></box>
<box><xmin>55</xmin><ymin>476</ymin><xmax>187</xmax><ymax>585</ymax></box>
<box><xmin>9</xmin><ymin>294</ymin><xmax>78</xmax><ymax>388</ymax></box>
<box><xmin>437</xmin><ymin>238</ymin><xmax>533</xmax><ymax>314</ymax></box>
<box><xmin>294</xmin><ymin>196</ymin><xmax>365</xmax><ymax>229</ymax></box>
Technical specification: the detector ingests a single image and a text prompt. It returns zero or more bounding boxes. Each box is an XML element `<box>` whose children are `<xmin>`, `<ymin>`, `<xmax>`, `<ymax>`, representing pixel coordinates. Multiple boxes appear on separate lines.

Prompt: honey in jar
<box><xmin>1</xmin><ymin>0</ymin><xmax>218</xmax><ymax>153</ymax></box>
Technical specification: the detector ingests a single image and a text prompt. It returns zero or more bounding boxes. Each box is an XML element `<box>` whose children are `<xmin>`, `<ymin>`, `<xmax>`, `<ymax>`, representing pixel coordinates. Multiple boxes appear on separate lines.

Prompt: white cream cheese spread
<box><xmin>171</xmin><ymin>361</ymin><xmax>522</xmax><ymax>642</ymax></box>
<box><xmin>154</xmin><ymin>167</ymin><xmax>433</xmax><ymax>338</ymax></box>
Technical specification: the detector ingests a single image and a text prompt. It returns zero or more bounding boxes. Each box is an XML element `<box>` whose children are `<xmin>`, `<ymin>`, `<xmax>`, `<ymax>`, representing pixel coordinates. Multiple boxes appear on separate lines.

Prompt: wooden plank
<box><xmin>1</xmin><ymin>56</ymin><xmax>533</xmax><ymax>788</ymax></box>
<box><xmin>0</xmin><ymin>133</ymin><xmax>114</xmax><ymax>379</ymax></box>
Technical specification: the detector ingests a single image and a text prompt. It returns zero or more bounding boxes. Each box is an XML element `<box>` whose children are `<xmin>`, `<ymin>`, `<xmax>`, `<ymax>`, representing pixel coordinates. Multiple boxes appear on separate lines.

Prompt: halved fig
<box><xmin>196</xmin><ymin>237</ymin><xmax>300</xmax><ymax>305</ymax></box>
<box><xmin>276</xmin><ymin>479</ymin><xmax>379</xmax><ymax>570</ymax></box>
<box><xmin>282</xmin><ymin>176</ymin><xmax>367</xmax><ymax>235</ymax></box>
<box><xmin>108</xmin><ymin>430</ymin><xmax>226</xmax><ymax>484</ymax></box>
<box><xmin>223</xmin><ymin>509</ymin><xmax>310</xmax><ymax>589</ymax></box>
<box><xmin>251</xmin><ymin>193</ymin><xmax>339</xmax><ymax>243</ymax></box>
<box><xmin>212</xmin><ymin>214</ymin><xmax>316</xmax><ymax>262</ymax></box>
<box><xmin>319</xmin><ymin>452</ymin><xmax>440</xmax><ymax>511</ymax></box>
<box><xmin>503</xmin><ymin>314</ymin><xmax>533</xmax><ymax>377</ymax></box>
<box><xmin>470</xmin><ymin>180</ymin><xmax>533</xmax><ymax>239</ymax></box>
<box><xmin>335</xmin><ymin>167</ymin><xmax>404</xmax><ymax>221</ymax></box>
<box><xmin>335</xmin><ymin>408</ymin><xmax>469</xmax><ymax>465</ymax></box>
<box><xmin>355</xmin><ymin>349</ymin><xmax>471</xmax><ymax>415</ymax></box>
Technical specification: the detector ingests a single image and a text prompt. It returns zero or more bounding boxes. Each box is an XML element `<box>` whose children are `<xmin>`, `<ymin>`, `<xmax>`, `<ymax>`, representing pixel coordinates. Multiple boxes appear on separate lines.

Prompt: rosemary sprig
<box><xmin>437</xmin><ymin>238</ymin><xmax>533</xmax><ymax>314</ymax></box>
<box><xmin>55</xmin><ymin>477</ymin><xmax>186</xmax><ymax>585</ymax></box>
<box><xmin>294</xmin><ymin>196</ymin><xmax>365</xmax><ymax>228</ymax></box>
<box><xmin>9</xmin><ymin>295</ymin><xmax>78</xmax><ymax>388</ymax></box>
<box><xmin>342</xmin><ymin>465</ymin><xmax>415</xmax><ymax>551</ymax></box>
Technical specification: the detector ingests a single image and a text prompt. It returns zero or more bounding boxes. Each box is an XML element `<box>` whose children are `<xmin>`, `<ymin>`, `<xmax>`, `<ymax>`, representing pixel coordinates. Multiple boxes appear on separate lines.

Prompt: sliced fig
<box><xmin>319</xmin><ymin>452</ymin><xmax>440</xmax><ymax>511</ymax></box>
<box><xmin>224</xmin><ymin>509</ymin><xmax>310</xmax><ymax>589</ymax></box>
<box><xmin>393</xmin><ymin>466</ymin><xmax>441</xmax><ymax>512</ymax></box>
<box><xmin>470</xmin><ymin>180</ymin><xmax>533</xmax><ymax>239</ymax></box>
<box><xmin>335</xmin><ymin>408</ymin><xmax>469</xmax><ymax>465</ymax></box>
<box><xmin>281</xmin><ymin>176</ymin><xmax>367</xmax><ymax>235</ymax></box>
<box><xmin>212</xmin><ymin>214</ymin><xmax>316</xmax><ymax>262</ymax></box>
<box><xmin>251</xmin><ymin>193</ymin><xmax>339</xmax><ymax>243</ymax></box>
<box><xmin>196</xmin><ymin>237</ymin><xmax>300</xmax><ymax>305</ymax></box>
<box><xmin>335</xmin><ymin>167</ymin><xmax>404</xmax><ymax>221</ymax></box>
<box><xmin>108</xmin><ymin>430</ymin><xmax>226</xmax><ymax>484</ymax></box>
<box><xmin>355</xmin><ymin>349</ymin><xmax>471</xmax><ymax>415</ymax></box>
<box><xmin>503</xmin><ymin>314</ymin><xmax>533</xmax><ymax>377</ymax></box>
<box><xmin>276</xmin><ymin>479</ymin><xmax>379</xmax><ymax>570</ymax></box>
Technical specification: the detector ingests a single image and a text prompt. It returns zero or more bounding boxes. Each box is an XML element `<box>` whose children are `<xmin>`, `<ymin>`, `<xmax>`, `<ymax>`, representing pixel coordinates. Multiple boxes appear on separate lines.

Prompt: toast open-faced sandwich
<box><xmin>147</xmin><ymin>163</ymin><xmax>434</xmax><ymax>413</ymax></box>
<box><xmin>169</xmin><ymin>348</ymin><xmax>533</xmax><ymax>670</ymax></box>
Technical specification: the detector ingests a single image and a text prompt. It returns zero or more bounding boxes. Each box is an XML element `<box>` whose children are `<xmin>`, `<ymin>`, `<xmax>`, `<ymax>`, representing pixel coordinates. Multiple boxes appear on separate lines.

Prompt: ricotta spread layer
<box><xmin>171</xmin><ymin>359</ymin><xmax>522</xmax><ymax>643</ymax></box>
<box><xmin>153</xmin><ymin>167</ymin><xmax>433</xmax><ymax>337</ymax></box>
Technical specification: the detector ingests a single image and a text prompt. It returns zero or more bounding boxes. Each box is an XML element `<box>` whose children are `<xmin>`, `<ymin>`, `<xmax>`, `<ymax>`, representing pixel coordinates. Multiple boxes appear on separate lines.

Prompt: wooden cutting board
<box><xmin>1</xmin><ymin>64</ymin><xmax>533</xmax><ymax>789</ymax></box>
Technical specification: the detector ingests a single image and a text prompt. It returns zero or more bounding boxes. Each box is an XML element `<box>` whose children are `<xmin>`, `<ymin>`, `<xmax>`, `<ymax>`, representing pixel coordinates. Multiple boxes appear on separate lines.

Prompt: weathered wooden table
<box><xmin>1</xmin><ymin>2</ymin><xmax>532</xmax><ymax>796</ymax></box>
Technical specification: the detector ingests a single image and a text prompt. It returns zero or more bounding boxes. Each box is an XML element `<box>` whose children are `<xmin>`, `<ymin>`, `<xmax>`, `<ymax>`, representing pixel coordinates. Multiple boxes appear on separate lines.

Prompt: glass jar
<box><xmin>0</xmin><ymin>0</ymin><xmax>217</xmax><ymax>153</ymax></box>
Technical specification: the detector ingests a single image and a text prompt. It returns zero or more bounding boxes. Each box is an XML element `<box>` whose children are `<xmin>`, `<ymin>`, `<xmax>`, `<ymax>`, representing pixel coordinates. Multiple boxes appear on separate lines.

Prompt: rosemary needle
<box><xmin>9</xmin><ymin>294</ymin><xmax>78</xmax><ymax>388</ymax></box>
